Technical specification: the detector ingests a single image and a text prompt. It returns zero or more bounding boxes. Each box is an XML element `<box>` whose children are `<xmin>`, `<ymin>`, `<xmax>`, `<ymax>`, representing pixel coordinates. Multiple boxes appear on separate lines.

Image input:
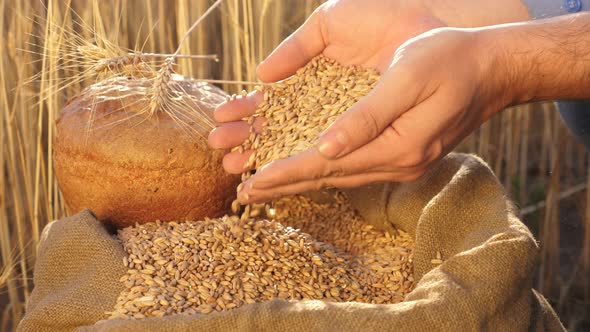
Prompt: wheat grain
<box><xmin>147</xmin><ymin>57</ymin><xmax>175</xmax><ymax>116</ymax></box>
<box><xmin>232</xmin><ymin>55</ymin><xmax>379</xmax><ymax>218</ymax></box>
<box><xmin>241</xmin><ymin>55</ymin><xmax>379</xmax><ymax>171</ymax></box>
<box><xmin>76</xmin><ymin>45</ymin><xmax>154</xmax><ymax>78</ymax></box>
<box><xmin>108</xmin><ymin>192</ymin><xmax>414</xmax><ymax>320</ymax></box>
<box><xmin>144</xmin><ymin>0</ymin><xmax>223</xmax><ymax>117</ymax></box>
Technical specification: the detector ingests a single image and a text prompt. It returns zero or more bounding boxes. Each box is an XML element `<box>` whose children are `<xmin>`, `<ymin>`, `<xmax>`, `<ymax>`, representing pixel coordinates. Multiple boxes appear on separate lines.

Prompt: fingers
<box><xmin>238</xmin><ymin>171</ymin><xmax>393</xmax><ymax>204</ymax></box>
<box><xmin>222</xmin><ymin>150</ymin><xmax>254</xmax><ymax>174</ymax></box>
<box><xmin>252</xmin><ymin>134</ymin><xmax>397</xmax><ymax>190</ymax></box>
<box><xmin>233</xmin><ymin>92</ymin><xmax>449</xmax><ymax>202</ymax></box>
<box><xmin>235</xmin><ymin>129</ymin><xmax>427</xmax><ymax>201</ymax></box>
<box><xmin>214</xmin><ymin>91</ymin><xmax>263</xmax><ymax>123</ymax></box>
<box><xmin>209</xmin><ymin>116</ymin><xmax>265</xmax><ymax>174</ymax></box>
<box><xmin>316</xmin><ymin>62</ymin><xmax>424</xmax><ymax>159</ymax></box>
<box><xmin>208</xmin><ymin>117</ymin><xmax>266</xmax><ymax>149</ymax></box>
<box><xmin>256</xmin><ymin>7</ymin><xmax>327</xmax><ymax>83</ymax></box>
<box><xmin>243</xmin><ymin>146</ymin><xmax>377</xmax><ymax>191</ymax></box>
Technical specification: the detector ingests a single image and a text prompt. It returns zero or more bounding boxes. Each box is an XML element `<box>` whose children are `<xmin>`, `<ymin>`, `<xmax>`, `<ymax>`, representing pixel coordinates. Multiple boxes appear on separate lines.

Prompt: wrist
<box><xmin>468</xmin><ymin>28</ymin><xmax>522</xmax><ymax>118</ymax></box>
<box><xmin>425</xmin><ymin>0</ymin><xmax>530</xmax><ymax>27</ymax></box>
<box><xmin>475</xmin><ymin>25</ymin><xmax>529</xmax><ymax>109</ymax></box>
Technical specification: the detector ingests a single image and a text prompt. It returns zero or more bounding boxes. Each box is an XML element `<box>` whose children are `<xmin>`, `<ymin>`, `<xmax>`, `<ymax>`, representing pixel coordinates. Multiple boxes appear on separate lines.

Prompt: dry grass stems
<box><xmin>2</xmin><ymin>1</ymin><xmax>589</xmax><ymax>330</ymax></box>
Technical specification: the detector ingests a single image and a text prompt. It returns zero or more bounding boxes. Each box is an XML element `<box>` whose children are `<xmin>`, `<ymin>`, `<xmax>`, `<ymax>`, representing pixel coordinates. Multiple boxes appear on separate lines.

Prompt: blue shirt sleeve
<box><xmin>524</xmin><ymin>0</ymin><xmax>588</xmax><ymax>19</ymax></box>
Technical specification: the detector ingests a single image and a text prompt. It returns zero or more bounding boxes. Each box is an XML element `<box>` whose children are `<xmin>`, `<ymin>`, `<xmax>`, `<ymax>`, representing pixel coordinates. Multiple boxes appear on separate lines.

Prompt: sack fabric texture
<box><xmin>18</xmin><ymin>153</ymin><xmax>565</xmax><ymax>332</ymax></box>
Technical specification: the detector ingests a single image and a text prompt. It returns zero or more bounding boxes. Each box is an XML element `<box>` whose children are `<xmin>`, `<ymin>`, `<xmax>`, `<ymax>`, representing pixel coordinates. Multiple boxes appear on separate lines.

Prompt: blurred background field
<box><xmin>0</xmin><ymin>0</ymin><xmax>588</xmax><ymax>330</ymax></box>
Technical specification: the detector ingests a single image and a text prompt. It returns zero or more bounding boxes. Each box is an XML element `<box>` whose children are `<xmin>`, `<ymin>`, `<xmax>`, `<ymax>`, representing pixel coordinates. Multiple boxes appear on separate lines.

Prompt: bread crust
<box><xmin>54</xmin><ymin>77</ymin><xmax>239</xmax><ymax>228</ymax></box>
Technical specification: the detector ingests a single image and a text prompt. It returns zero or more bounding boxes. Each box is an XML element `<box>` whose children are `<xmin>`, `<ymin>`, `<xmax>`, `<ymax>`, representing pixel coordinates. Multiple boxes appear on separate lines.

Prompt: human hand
<box><xmin>232</xmin><ymin>28</ymin><xmax>515</xmax><ymax>203</ymax></box>
<box><xmin>208</xmin><ymin>0</ymin><xmax>529</xmax><ymax>203</ymax></box>
<box><xmin>209</xmin><ymin>0</ymin><xmax>530</xmax><ymax>170</ymax></box>
<box><xmin>209</xmin><ymin>0</ymin><xmax>447</xmax><ymax>173</ymax></box>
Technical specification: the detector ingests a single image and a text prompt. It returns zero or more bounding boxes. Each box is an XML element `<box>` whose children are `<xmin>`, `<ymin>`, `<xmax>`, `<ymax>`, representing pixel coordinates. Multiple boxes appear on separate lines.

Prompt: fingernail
<box><xmin>258</xmin><ymin>163</ymin><xmax>270</xmax><ymax>174</ymax></box>
<box><xmin>318</xmin><ymin>130</ymin><xmax>347</xmax><ymax>158</ymax></box>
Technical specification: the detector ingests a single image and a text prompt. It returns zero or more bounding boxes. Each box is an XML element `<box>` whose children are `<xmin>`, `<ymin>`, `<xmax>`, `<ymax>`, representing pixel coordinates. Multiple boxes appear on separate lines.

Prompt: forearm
<box><xmin>481</xmin><ymin>13</ymin><xmax>590</xmax><ymax>105</ymax></box>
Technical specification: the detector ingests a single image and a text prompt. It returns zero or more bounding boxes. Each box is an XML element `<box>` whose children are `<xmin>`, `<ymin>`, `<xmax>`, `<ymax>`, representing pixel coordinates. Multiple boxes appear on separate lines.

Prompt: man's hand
<box><xmin>209</xmin><ymin>0</ymin><xmax>529</xmax><ymax>174</ymax></box>
<box><xmin>208</xmin><ymin>0</ymin><xmax>533</xmax><ymax>203</ymax></box>
<box><xmin>233</xmin><ymin>28</ymin><xmax>511</xmax><ymax>203</ymax></box>
<box><xmin>209</xmin><ymin>0</ymin><xmax>447</xmax><ymax>173</ymax></box>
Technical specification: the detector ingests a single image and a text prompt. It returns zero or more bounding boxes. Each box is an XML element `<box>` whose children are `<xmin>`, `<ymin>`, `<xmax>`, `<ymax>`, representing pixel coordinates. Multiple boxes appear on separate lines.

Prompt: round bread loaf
<box><xmin>54</xmin><ymin>76</ymin><xmax>238</xmax><ymax>228</ymax></box>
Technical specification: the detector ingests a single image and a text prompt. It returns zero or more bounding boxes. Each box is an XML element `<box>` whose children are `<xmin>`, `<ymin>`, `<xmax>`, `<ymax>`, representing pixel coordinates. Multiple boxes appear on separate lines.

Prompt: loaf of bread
<box><xmin>54</xmin><ymin>76</ymin><xmax>239</xmax><ymax>228</ymax></box>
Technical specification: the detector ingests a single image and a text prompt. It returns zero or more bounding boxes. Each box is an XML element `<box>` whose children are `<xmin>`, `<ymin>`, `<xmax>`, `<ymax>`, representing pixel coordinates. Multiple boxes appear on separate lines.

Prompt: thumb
<box><xmin>317</xmin><ymin>67</ymin><xmax>417</xmax><ymax>159</ymax></box>
<box><xmin>256</xmin><ymin>6</ymin><xmax>326</xmax><ymax>83</ymax></box>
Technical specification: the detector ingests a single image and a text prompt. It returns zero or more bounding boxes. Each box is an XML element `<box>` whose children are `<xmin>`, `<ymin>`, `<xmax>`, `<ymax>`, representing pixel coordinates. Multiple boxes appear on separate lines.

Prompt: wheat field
<box><xmin>0</xmin><ymin>0</ymin><xmax>588</xmax><ymax>330</ymax></box>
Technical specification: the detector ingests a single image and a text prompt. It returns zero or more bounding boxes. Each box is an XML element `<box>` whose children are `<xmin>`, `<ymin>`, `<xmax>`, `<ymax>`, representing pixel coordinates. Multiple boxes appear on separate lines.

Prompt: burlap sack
<box><xmin>18</xmin><ymin>153</ymin><xmax>565</xmax><ymax>332</ymax></box>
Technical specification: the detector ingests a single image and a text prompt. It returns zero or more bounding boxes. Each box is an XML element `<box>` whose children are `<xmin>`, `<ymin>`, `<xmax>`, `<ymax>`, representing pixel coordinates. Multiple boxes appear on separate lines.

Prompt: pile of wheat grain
<box><xmin>108</xmin><ymin>193</ymin><xmax>414</xmax><ymax>320</ymax></box>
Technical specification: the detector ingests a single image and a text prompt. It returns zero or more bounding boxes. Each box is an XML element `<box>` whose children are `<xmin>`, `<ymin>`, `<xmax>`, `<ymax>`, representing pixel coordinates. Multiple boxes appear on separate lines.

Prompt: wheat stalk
<box><xmin>146</xmin><ymin>0</ymin><xmax>223</xmax><ymax>116</ymax></box>
<box><xmin>23</xmin><ymin>1</ymin><xmax>227</xmax><ymax>144</ymax></box>
<box><xmin>147</xmin><ymin>57</ymin><xmax>175</xmax><ymax>116</ymax></box>
<box><xmin>78</xmin><ymin>46</ymin><xmax>220</xmax><ymax>78</ymax></box>
<box><xmin>25</xmin><ymin>5</ymin><xmax>222</xmax><ymax>107</ymax></box>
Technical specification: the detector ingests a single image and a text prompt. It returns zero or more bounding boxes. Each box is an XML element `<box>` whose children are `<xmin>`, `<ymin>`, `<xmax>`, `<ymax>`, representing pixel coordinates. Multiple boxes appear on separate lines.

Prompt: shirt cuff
<box><xmin>524</xmin><ymin>0</ymin><xmax>587</xmax><ymax>19</ymax></box>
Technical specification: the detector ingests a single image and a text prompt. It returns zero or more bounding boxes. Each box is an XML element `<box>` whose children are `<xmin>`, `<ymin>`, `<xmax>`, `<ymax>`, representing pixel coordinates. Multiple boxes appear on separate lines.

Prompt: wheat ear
<box><xmin>147</xmin><ymin>0</ymin><xmax>223</xmax><ymax>115</ymax></box>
